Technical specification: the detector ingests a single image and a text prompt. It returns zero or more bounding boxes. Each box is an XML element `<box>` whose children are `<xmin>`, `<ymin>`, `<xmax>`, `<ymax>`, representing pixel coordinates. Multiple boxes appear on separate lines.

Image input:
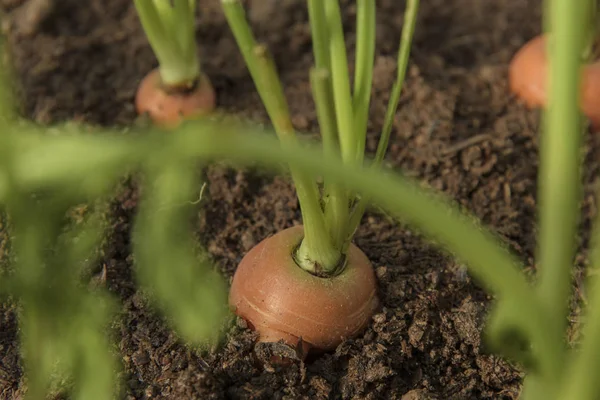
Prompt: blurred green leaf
<box><xmin>132</xmin><ymin>156</ymin><xmax>229</xmax><ymax>346</ymax></box>
<box><xmin>9</xmin><ymin>196</ymin><xmax>118</xmax><ymax>400</ymax></box>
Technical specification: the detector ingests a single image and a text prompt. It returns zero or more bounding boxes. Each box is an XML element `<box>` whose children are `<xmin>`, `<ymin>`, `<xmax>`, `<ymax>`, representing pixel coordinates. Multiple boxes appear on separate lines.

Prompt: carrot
<box><xmin>133</xmin><ymin>0</ymin><xmax>216</xmax><ymax>128</ymax></box>
<box><xmin>509</xmin><ymin>34</ymin><xmax>600</xmax><ymax>129</ymax></box>
<box><xmin>221</xmin><ymin>0</ymin><xmax>419</xmax><ymax>360</ymax></box>
<box><xmin>229</xmin><ymin>226</ymin><xmax>379</xmax><ymax>358</ymax></box>
<box><xmin>135</xmin><ymin>68</ymin><xmax>216</xmax><ymax>128</ymax></box>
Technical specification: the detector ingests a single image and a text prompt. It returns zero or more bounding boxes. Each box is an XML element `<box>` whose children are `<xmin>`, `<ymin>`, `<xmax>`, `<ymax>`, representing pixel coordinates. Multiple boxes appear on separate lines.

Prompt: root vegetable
<box><xmin>222</xmin><ymin>0</ymin><xmax>418</xmax><ymax>361</ymax></box>
<box><xmin>135</xmin><ymin>68</ymin><xmax>216</xmax><ymax>128</ymax></box>
<box><xmin>509</xmin><ymin>34</ymin><xmax>600</xmax><ymax>128</ymax></box>
<box><xmin>229</xmin><ymin>226</ymin><xmax>379</xmax><ymax>358</ymax></box>
<box><xmin>133</xmin><ymin>0</ymin><xmax>216</xmax><ymax>127</ymax></box>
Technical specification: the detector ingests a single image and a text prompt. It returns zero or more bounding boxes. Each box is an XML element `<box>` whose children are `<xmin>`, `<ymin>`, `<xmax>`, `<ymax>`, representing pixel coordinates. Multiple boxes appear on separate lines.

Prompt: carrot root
<box><xmin>135</xmin><ymin>68</ymin><xmax>216</xmax><ymax>128</ymax></box>
<box><xmin>229</xmin><ymin>226</ymin><xmax>379</xmax><ymax>359</ymax></box>
<box><xmin>509</xmin><ymin>34</ymin><xmax>600</xmax><ymax>130</ymax></box>
<box><xmin>508</xmin><ymin>35</ymin><xmax>548</xmax><ymax>109</ymax></box>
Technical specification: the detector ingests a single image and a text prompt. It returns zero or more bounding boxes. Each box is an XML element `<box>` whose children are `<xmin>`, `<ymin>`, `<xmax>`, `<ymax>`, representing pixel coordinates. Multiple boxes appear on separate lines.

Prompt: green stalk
<box><xmin>171</xmin><ymin>0</ymin><xmax>200</xmax><ymax>80</ymax></box>
<box><xmin>4</xmin><ymin>118</ymin><xmax>553</xmax><ymax>364</ymax></box>
<box><xmin>310</xmin><ymin>69</ymin><xmax>347</xmax><ymax>248</ymax></box>
<box><xmin>152</xmin><ymin>0</ymin><xmax>176</xmax><ymax>32</ymax></box>
<box><xmin>171</xmin><ymin>122</ymin><xmax>536</xmax><ymax>305</ymax></box>
<box><xmin>221</xmin><ymin>0</ymin><xmax>341</xmax><ymax>274</ymax></box>
<box><xmin>345</xmin><ymin>0</ymin><xmax>419</xmax><ymax>250</ymax></box>
<box><xmin>307</xmin><ymin>0</ymin><xmax>331</xmax><ymax>73</ymax></box>
<box><xmin>306</xmin><ymin>0</ymin><xmax>349</xmax><ymax>249</ymax></box>
<box><xmin>555</xmin><ymin>200</ymin><xmax>600</xmax><ymax>399</ymax></box>
<box><xmin>174</xmin><ymin>121</ymin><xmax>562</xmax><ymax>373</ymax></box>
<box><xmin>372</xmin><ymin>0</ymin><xmax>419</xmax><ymax>167</ymax></box>
<box><xmin>319</xmin><ymin>0</ymin><xmax>357</xmax><ymax>248</ymax></box>
<box><xmin>134</xmin><ymin>0</ymin><xmax>199</xmax><ymax>86</ymax></box>
<box><xmin>324</xmin><ymin>0</ymin><xmax>356</xmax><ymax>164</ymax></box>
<box><xmin>582</xmin><ymin>0</ymin><xmax>597</xmax><ymax>60</ymax></box>
<box><xmin>536</xmin><ymin>0</ymin><xmax>585</xmax><ymax>352</ymax></box>
<box><xmin>8</xmin><ymin>119</ymin><xmax>538</xmax><ymax>313</ymax></box>
<box><xmin>310</xmin><ymin>70</ymin><xmax>338</xmax><ymax>169</ymax></box>
<box><xmin>3</xmin><ymin>117</ymin><xmax>562</xmax><ymax>376</ymax></box>
<box><xmin>353</xmin><ymin>0</ymin><xmax>376</xmax><ymax>163</ymax></box>
<box><xmin>522</xmin><ymin>0</ymin><xmax>587</xmax><ymax>397</ymax></box>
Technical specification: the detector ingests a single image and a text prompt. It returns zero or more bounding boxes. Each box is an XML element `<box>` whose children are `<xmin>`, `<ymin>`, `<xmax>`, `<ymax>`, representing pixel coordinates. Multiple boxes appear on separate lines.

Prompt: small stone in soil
<box><xmin>254</xmin><ymin>341</ymin><xmax>302</xmax><ymax>370</ymax></box>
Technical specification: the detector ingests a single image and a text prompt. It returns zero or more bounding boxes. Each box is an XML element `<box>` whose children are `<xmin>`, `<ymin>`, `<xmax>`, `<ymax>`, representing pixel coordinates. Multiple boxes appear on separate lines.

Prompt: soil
<box><xmin>1</xmin><ymin>0</ymin><xmax>599</xmax><ymax>399</ymax></box>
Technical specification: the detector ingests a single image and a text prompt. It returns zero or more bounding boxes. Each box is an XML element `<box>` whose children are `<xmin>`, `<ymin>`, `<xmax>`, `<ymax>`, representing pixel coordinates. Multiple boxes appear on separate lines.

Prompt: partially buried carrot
<box><xmin>221</xmin><ymin>0</ymin><xmax>419</xmax><ymax>362</ymax></box>
<box><xmin>228</xmin><ymin>226</ymin><xmax>379</xmax><ymax>359</ymax></box>
<box><xmin>135</xmin><ymin>68</ymin><xmax>216</xmax><ymax>128</ymax></box>
<box><xmin>133</xmin><ymin>0</ymin><xmax>216</xmax><ymax>128</ymax></box>
<box><xmin>509</xmin><ymin>34</ymin><xmax>600</xmax><ymax>129</ymax></box>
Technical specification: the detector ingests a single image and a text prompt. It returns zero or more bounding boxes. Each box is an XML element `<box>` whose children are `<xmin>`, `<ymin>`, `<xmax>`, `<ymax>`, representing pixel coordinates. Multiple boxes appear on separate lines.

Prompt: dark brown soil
<box><xmin>1</xmin><ymin>0</ymin><xmax>599</xmax><ymax>399</ymax></box>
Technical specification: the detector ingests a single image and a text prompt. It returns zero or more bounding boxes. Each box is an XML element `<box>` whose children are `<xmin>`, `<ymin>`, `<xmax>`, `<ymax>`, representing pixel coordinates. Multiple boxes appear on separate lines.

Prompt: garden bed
<box><xmin>1</xmin><ymin>0</ymin><xmax>598</xmax><ymax>398</ymax></box>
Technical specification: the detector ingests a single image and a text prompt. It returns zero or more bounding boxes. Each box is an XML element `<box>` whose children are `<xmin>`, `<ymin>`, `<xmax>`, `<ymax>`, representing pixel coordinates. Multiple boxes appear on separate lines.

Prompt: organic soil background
<box><xmin>1</xmin><ymin>0</ymin><xmax>600</xmax><ymax>399</ymax></box>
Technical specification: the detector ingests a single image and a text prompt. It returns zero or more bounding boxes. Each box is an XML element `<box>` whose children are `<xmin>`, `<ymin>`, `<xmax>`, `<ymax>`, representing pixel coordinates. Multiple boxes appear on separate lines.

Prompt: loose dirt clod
<box><xmin>3</xmin><ymin>0</ymin><xmax>54</xmax><ymax>37</ymax></box>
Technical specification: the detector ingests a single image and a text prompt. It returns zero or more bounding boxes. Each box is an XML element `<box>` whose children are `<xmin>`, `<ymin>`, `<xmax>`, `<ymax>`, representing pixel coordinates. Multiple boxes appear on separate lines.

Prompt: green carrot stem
<box><xmin>535</xmin><ymin>0</ymin><xmax>585</xmax><ymax>351</ymax></box>
<box><xmin>554</xmin><ymin>199</ymin><xmax>600</xmax><ymax>399</ymax></box>
<box><xmin>353</xmin><ymin>0</ymin><xmax>376</xmax><ymax>162</ymax></box>
<box><xmin>344</xmin><ymin>0</ymin><xmax>419</xmax><ymax>251</ymax></box>
<box><xmin>306</xmin><ymin>0</ymin><xmax>351</xmax><ymax>248</ymax></box>
<box><xmin>521</xmin><ymin>0</ymin><xmax>587</xmax><ymax>398</ymax></box>
<box><xmin>307</xmin><ymin>0</ymin><xmax>331</xmax><ymax>73</ymax></box>
<box><xmin>324</xmin><ymin>0</ymin><xmax>356</xmax><ymax>164</ymax></box>
<box><xmin>171</xmin><ymin>0</ymin><xmax>200</xmax><ymax>76</ymax></box>
<box><xmin>311</xmin><ymin>68</ymin><xmax>348</xmax><ymax>248</ymax></box>
<box><xmin>221</xmin><ymin>0</ymin><xmax>341</xmax><ymax>274</ymax></box>
<box><xmin>134</xmin><ymin>0</ymin><xmax>199</xmax><ymax>86</ymax></box>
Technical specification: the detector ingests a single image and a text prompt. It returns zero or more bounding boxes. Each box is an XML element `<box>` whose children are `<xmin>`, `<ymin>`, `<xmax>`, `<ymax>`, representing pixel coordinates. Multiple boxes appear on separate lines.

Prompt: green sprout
<box><xmin>220</xmin><ymin>0</ymin><xmax>419</xmax><ymax>275</ymax></box>
<box><xmin>133</xmin><ymin>0</ymin><xmax>199</xmax><ymax>87</ymax></box>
